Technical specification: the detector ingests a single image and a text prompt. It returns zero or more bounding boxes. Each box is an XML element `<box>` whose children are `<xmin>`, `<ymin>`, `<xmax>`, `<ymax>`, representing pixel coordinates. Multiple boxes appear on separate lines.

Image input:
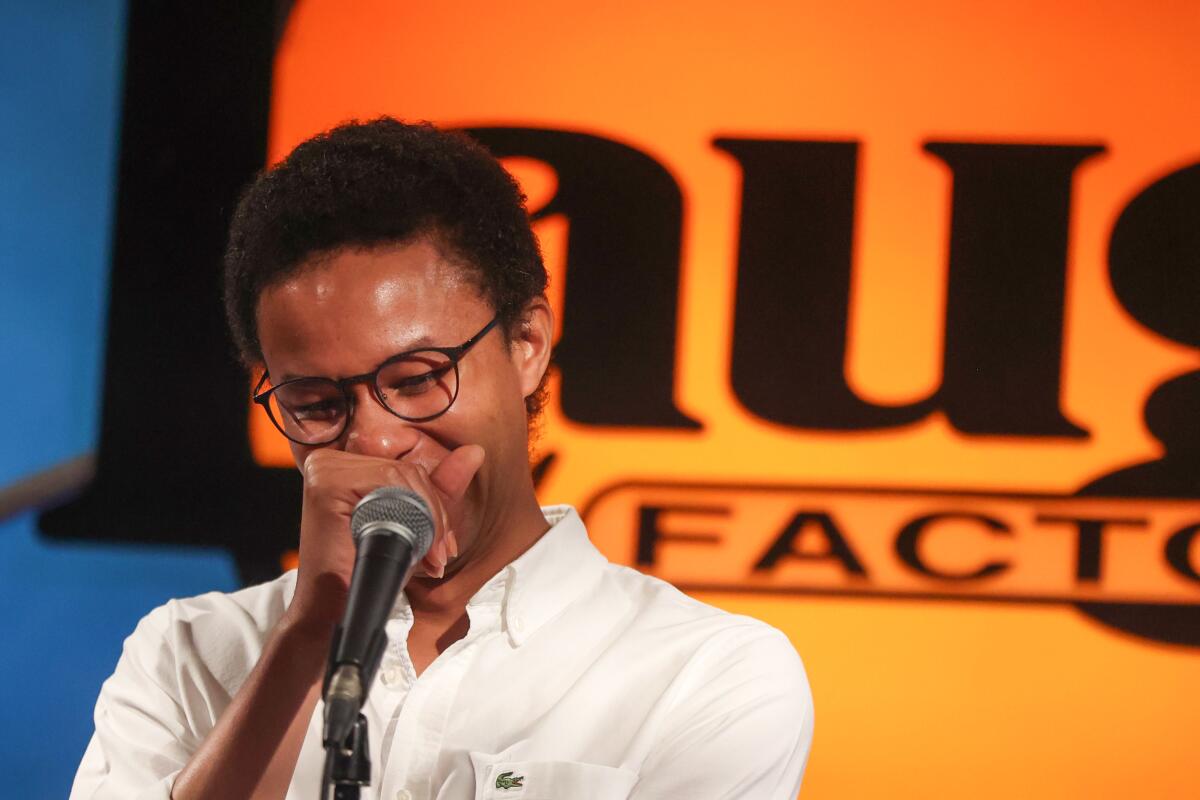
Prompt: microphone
<box><xmin>323</xmin><ymin>487</ymin><xmax>435</xmax><ymax>748</ymax></box>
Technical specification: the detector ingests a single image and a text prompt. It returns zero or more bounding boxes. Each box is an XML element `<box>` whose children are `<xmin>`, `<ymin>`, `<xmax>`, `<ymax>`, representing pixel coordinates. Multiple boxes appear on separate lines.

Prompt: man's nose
<box><xmin>341</xmin><ymin>384</ymin><xmax>420</xmax><ymax>459</ymax></box>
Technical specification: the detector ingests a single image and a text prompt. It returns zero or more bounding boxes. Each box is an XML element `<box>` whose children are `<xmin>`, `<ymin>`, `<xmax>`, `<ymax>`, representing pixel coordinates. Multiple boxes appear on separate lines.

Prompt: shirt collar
<box><xmin>467</xmin><ymin>504</ymin><xmax>607</xmax><ymax>647</ymax></box>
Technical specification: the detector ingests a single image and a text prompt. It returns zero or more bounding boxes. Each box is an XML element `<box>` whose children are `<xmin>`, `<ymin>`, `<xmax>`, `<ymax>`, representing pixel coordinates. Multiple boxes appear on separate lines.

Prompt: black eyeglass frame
<box><xmin>252</xmin><ymin>315</ymin><xmax>502</xmax><ymax>445</ymax></box>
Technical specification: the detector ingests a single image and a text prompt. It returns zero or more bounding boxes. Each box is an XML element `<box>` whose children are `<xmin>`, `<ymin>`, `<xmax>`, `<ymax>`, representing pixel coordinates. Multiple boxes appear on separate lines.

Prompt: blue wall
<box><xmin>0</xmin><ymin>2</ymin><xmax>237</xmax><ymax>795</ymax></box>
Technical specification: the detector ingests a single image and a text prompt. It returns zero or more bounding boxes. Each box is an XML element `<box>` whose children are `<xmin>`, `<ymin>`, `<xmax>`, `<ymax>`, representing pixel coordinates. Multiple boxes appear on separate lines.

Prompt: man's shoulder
<box><xmin>121</xmin><ymin>571</ymin><xmax>298</xmax><ymax>692</ymax></box>
<box><xmin>586</xmin><ymin>560</ymin><xmax>811</xmax><ymax>733</ymax></box>
<box><xmin>140</xmin><ymin>569</ymin><xmax>297</xmax><ymax>633</ymax></box>
<box><xmin>595</xmin><ymin>560</ymin><xmax>803</xmax><ymax>667</ymax></box>
<box><xmin>597</xmin><ymin>560</ymin><xmax>724</xmax><ymax>620</ymax></box>
<box><xmin>553</xmin><ymin>506</ymin><xmax>785</xmax><ymax>644</ymax></box>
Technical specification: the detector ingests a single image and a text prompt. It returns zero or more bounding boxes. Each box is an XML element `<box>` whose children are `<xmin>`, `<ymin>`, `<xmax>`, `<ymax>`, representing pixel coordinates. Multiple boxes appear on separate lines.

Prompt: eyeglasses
<box><xmin>253</xmin><ymin>316</ymin><xmax>501</xmax><ymax>445</ymax></box>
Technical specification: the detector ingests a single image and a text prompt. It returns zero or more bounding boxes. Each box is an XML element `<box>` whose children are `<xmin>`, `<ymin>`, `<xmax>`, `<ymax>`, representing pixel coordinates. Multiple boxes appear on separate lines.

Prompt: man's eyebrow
<box><xmin>274</xmin><ymin>336</ymin><xmax>442</xmax><ymax>383</ymax></box>
<box><xmin>396</xmin><ymin>334</ymin><xmax>437</xmax><ymax>351</ymax></box>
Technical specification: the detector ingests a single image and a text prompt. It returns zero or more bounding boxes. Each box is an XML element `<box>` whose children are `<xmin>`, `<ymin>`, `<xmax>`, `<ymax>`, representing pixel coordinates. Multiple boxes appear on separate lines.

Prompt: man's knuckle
<box><xmin>303</xmin><ymin>460</ymin><xmax>324</xmax><ymax>486</ymax></box>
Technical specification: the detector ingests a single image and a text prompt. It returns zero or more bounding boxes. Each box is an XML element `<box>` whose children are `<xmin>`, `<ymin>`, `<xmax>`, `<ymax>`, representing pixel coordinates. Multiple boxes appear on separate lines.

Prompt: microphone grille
<box><xmin>350</xmin><ymin>487</ymin><xmax>436</xmax><ymax>559</ymax></box>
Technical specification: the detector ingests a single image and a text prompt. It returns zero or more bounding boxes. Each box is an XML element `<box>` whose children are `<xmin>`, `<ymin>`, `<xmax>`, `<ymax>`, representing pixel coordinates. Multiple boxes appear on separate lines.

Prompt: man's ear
<box><xmin>511</xmin><ymin>297</ymin><xmax>554</xmax><ymax>399</ymax></box>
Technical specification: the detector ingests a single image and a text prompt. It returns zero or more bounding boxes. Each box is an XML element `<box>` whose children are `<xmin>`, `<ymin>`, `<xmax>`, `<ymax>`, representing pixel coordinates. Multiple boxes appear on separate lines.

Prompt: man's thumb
<box><xmin>430</xmin><ymin>444</ymin><xmax>485</xmax><ymax>501</ymax></box>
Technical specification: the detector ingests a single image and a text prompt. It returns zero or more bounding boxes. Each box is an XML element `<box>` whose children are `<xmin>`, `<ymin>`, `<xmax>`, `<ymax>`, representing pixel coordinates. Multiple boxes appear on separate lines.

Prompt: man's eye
<box><xmin>288</xmin><ymin>400</ymin><xmax>342</xmax><ymax>420</ymax></box>
<box><xmin>386</xmin><ymin>369</ymin><xmax>443</xmax><ymax>396</ymax></box>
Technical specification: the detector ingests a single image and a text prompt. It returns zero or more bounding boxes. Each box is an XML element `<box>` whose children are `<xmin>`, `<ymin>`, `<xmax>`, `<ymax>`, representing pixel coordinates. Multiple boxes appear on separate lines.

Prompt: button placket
<box><xmin>382</xmin><ymin>609</ymin><xmax>418</xmax><ymax>690</ymax></box>
<box><xmin>380</xmin><ymin>664</ymin><xmax>406</xmax><ymax>689</ymax></box>
<box><xmin>378</xmin><ymin>603</ymin><xmax>501</xmax><ymax>800</ymax></box>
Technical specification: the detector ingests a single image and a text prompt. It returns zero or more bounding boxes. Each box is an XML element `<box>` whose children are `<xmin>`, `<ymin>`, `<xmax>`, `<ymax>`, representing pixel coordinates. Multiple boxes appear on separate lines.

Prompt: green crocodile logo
<box><xmin>495</xmin><ymin>771</ymin><xmax>525</xmax><ymax>790</ymax></box>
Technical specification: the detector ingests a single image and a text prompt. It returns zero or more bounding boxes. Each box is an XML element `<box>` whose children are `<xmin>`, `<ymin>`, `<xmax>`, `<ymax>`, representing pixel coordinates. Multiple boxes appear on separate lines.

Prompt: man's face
<box><xmin>254</xmin><ymin>239</ymin><xmax>550</xmax><ymax>553</ymax></box>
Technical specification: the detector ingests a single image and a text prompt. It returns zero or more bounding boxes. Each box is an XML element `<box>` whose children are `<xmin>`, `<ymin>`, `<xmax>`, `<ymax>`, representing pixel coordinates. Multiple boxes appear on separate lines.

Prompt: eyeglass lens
<box><xmin>266</xmin><ymin>350</ymin><xmax>458</xmax><ymax>443</ymax></box>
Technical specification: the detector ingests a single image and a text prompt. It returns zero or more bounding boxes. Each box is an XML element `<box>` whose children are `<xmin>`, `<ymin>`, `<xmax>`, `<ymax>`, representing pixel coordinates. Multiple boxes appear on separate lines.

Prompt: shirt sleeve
<box><xmin>70</xmin><ymin>604</ymin><xmax>199</xmax><ymax>800</ymax></box>
<box><xmin>629</xmin><ymin>624</ymin><xmax>814</xmax><ymax>800</ymax></box>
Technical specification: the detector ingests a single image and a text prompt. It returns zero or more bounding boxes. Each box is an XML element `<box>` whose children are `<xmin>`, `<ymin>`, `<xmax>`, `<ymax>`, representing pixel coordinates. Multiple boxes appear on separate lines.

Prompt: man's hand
<box><xmin>286</xmin><ymin>444</ymin><xmax>486</xmax><ymax>632</ymax></box>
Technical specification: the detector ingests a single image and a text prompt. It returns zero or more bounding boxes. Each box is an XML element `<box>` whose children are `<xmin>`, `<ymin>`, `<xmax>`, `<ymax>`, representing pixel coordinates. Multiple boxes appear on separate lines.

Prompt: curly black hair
<box><xmin>223</xmin><ymin>117</ymin><xmax>549</xmax><ymax>419</ymax></box>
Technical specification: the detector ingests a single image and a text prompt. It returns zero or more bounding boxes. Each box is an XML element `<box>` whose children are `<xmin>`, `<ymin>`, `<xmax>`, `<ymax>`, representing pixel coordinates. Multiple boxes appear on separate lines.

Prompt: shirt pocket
<box><xmin>469</xmin><ymin>752</ymin><xmax>638</xmax><ymax>800</ymax></box>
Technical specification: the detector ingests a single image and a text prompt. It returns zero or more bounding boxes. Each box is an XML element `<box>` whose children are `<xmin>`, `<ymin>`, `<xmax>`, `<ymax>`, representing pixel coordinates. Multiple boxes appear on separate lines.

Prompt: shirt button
<box><xmin>511</xmin><ymin>614</ymin><xmax>524</xmax><ymax>632</ymax></box>
<box><xmin>381</xmin><ymin>667</ymin><xmax>402</xmax><ymax>687</ymax></box>
<box><xmin>395</xmin><ymin>790</ymin><xmax>413</xmax><ymax>800</ymax></box>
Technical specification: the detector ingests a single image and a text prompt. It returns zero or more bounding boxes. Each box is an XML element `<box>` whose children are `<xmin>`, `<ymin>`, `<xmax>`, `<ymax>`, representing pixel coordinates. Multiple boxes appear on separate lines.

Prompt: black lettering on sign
<box><xmin>636</xmin><ymin>504</ymin><xmax>726</xmax><ymax>566</ymax></box>
<box><xmin>895</xmin><ymin>512</ymin><xmax>1011</xmax><ymax>581</ymax></box>
<box><xmin>923</xmin><ymin>143</ymin><xmax>1102</xmax><ymax>436</ymax></box>
<box><xmin>1073</xmin><ymin>161</ymin><xmax>1200</xmax><ymax>646</ymax></box>
<box><xmin>466</xmin><ymin>127</ymin><xmax>701</xmax><ymax>430</ymax></box>
<box><xmin>716</xmin><ymin>138</ymin><xmax>1102</xmax><ymax>437</ymax></box>
<box><xmin>1036</xmin><ymin>515</ymin><xmax>1147</xmax><ymax>583</ymax></box>
<box><xmin>1165</xmin><ymin>524</ymin><xmax>1200</xmax><ymax>583</ymax></box>
<box><xmin>754</xmin><ymin>511</ymin><xmax>868</xmax><ymax>577</ymax></box>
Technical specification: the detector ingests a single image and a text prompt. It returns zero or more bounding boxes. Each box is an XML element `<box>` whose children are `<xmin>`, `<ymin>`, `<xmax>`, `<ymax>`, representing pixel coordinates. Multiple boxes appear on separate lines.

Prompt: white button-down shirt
<box><xmin>71</xmin><ymin>506</ymin><xmax>813</xmax><ymax>799</ymax></box>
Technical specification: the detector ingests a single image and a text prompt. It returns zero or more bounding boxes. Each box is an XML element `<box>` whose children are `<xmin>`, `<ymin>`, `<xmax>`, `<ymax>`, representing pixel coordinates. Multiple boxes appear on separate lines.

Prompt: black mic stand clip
<box><xmin>321</xmin><ymin>625</ymin><xmax>387</xmax><ymax>800</ymax></box>
<box><xmin>322</xmin><ymin>712</ymin><xmax>370</xmax><ymax>800</ymax></box>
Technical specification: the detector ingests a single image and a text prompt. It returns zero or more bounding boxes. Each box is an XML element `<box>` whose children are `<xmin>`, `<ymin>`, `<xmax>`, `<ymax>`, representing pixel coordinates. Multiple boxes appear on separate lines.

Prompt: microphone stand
<box><xmin>321</xmin><ymin>627</ymin><xmax>383</xmax><ymax>800</ymax></box>
<box><xmin>322</xmin><ymin>713</ymin><xmax>371</xmax><ymax>800</ymax></box>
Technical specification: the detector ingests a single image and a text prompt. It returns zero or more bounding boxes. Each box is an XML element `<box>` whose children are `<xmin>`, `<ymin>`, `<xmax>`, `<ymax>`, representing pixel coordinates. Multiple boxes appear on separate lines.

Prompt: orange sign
<box><xmin>260</xmin><ymin>2</ymin><xmax>1200</xmax><ymax>797</ymax></box>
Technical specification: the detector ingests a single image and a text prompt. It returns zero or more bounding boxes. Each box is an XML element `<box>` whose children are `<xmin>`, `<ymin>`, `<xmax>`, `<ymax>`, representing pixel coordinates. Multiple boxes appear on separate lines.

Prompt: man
<box><xmin>71</xmin><ymin>119</ymin><xmax>813</xmax><ymax>799</ymax></box>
